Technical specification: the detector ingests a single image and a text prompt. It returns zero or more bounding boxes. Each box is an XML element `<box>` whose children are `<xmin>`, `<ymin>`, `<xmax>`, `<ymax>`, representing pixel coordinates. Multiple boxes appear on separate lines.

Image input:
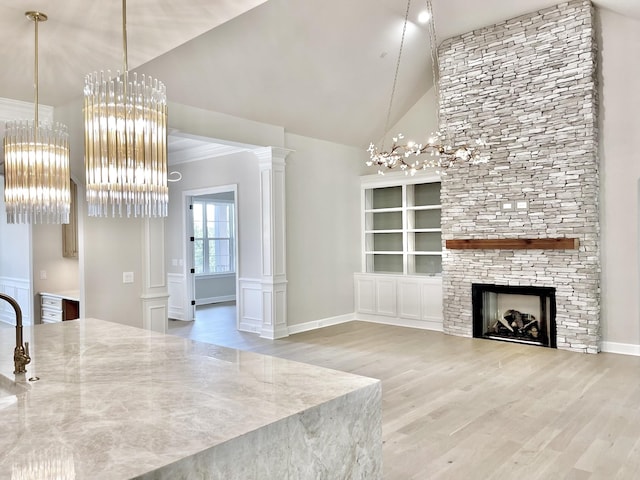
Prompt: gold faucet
<box><xmin>0</xmin><ymin>293</ymin><xmax>31</xmax><ymax>374</ymax></box>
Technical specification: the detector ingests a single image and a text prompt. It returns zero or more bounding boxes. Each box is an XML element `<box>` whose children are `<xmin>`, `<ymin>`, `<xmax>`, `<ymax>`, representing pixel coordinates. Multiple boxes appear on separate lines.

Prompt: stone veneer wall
<box><xmin>438</xmin><ymin>0</ymin><xmax>599</xmax><ymax>353</ymax></box>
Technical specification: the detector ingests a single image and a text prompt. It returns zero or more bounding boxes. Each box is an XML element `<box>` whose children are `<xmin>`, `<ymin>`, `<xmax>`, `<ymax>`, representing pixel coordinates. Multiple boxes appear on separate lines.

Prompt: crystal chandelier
<box><xmin>367</xmin><ymin>0</ymin><xmax>488</xmax><ymax>175</ymax></box>
<box><xmin>84</xmin><ymin>0</ymin><xmax>168</xmax><ymax>217</ymax></box>
<box><xmin>3</xmin><ymin>12</ymin><xmax>70</xmax><ymax>224</ymax></box>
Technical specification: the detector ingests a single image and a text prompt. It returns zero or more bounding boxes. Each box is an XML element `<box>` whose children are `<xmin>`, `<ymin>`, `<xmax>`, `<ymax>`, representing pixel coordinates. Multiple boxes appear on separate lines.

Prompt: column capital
<box><xmin>254</xmin><ymin>146</ymin><xmax>295</xmax><ymax>166</ymax></box>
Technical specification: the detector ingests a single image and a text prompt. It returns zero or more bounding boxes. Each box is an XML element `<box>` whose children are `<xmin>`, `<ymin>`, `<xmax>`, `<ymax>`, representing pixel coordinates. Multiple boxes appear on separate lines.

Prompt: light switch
<box><xmin>123</xmin><ymin>272</ymin><xmax>134</xmax><ymax>284</ymax></box>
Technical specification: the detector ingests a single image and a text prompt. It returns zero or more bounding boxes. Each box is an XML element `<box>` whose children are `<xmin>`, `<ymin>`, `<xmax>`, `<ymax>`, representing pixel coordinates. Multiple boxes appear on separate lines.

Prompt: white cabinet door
<box><xmin>375</xmin><ymin>278</ymin><xmax>397</xmax><ymax>316</ymax></box>
<box><xmin>421</xmin><ymin>280</ymin><xmax>443</xmax><ymax>322</ymax></box>
<box><xmin>398</xmin><ymin>279</ymin><xmax>421</xmax><ymax>320</ymax></box>
<box><xmin>355</xmin><ymin>276</ymin><xmax>376</xmax><ymax>314</ymax></box>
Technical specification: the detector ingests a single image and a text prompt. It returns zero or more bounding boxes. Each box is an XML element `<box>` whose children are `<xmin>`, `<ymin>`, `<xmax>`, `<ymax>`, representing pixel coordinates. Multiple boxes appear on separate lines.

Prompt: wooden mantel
<box><xmin>445</xmin><ymin>238</ymin><xmax>579</xmax><ymax>250</ymax></box>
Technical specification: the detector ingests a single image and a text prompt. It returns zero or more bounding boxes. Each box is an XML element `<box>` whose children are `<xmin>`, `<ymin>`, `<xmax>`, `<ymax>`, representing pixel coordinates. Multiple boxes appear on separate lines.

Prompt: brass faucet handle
<box><xmin>24</xmin><ymin>342</ymin><xmax>31</xmax><ymax>362</ymax></box>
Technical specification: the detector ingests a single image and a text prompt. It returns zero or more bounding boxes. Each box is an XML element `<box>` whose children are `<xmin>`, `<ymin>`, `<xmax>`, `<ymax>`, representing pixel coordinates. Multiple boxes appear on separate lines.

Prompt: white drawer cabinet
<box><xmin>41</xmin><ymin>295</ymin><xmax>63</xmax><ymax>323</ymax></box>
<box><xmin>40</xmin><ymin>292</ymin><xmax>80</xmax><ymax>324</ymax></box>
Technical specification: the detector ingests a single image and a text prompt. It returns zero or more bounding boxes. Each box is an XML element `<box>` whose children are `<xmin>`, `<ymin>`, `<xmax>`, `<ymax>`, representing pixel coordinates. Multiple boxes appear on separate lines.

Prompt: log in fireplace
<box><xmin>472</xmin><ymin>283</ymin><xmax>556</xmax><ymax>348</ymax></box>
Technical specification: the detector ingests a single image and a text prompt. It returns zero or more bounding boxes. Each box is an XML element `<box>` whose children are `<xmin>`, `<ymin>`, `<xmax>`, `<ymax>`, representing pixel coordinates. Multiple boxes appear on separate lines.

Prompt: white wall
<box><xmin>598</xmin><ymin>8</ymin><xmax>640</xmax><ymax>350</ymax></box>
<box><xmin>285</xmin><ymin>133</ymin><xmax>369</xmax><ymax>326</ymax></box>
<box><xmin>82</xmin><ymin>215</ymin><xmax>144</xmax><ymax>327</ymax></box>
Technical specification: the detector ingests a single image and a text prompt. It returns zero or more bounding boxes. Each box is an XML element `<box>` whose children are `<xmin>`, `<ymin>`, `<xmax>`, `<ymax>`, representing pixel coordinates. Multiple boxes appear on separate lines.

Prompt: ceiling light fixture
<box><xmin>367</xmin><ymin>0</ymin><xmax>488</xmax><ymax>175</ymax></box>
<box><xmin>3</xmin><ymin>12</ymin><xmax>70</xmax><ymax>224</ymax></box>
<box><xmin>84</xmin><ymin>0</ymin><xmax>168</xmax><ymax>218</ymax></box>
<box><xmin>417</xmin><ymin>10</ymin><xmax>431</xmax><ymax>24</ymax></box>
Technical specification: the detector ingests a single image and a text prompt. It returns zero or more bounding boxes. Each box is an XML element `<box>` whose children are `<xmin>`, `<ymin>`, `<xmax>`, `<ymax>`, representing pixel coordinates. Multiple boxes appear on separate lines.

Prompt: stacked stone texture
<box><xmin>439</xmin><ymin>0</ymin><xmax>599</xmax><ymax>353</ymax></box>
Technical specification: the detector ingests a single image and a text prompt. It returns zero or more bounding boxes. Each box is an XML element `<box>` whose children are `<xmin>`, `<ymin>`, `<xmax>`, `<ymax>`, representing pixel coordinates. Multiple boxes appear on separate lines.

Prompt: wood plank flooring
<box><xmin>169</xmin><ymin>304</ymin><xmax>640</xmax><ymax>479</ymax></box>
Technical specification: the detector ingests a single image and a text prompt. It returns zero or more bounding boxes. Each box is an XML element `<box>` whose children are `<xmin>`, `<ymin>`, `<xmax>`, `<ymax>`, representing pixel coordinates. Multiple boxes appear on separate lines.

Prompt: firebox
<box><xmin>472</xmin><ymin>284</ymin><xmax>556</xmax><ymax>348</ymax></box>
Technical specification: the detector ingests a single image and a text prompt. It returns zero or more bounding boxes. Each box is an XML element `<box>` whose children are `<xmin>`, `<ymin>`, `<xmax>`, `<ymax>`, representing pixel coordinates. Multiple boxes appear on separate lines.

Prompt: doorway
<box><xmin>184</xmin><ymin>185</ymin><xmax>239</xmax><ymax>333</ymax></box>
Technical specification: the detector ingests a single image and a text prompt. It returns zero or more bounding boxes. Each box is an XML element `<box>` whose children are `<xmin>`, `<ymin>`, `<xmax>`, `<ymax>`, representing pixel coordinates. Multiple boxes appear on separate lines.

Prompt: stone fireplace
<box><xmin>472</xmin><ymin>283</ymin><xmax>557</xmax><ymax>348</ymax></box>
<box><xmin>438</xmin><ymin>0</ymin><xmax>600</xmax><ymax>353</ymax></box>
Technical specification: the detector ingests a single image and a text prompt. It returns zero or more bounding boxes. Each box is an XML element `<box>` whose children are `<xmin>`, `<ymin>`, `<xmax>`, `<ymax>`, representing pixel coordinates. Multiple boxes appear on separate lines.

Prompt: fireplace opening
<box><xmin>472</xmin><ymin>284</ymin><xmax>556</xmax><ymax>348</ymax></box>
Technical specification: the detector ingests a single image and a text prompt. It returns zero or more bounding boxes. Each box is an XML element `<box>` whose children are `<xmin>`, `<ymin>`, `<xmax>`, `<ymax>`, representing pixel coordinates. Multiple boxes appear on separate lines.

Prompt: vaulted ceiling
<box><xmin>0</xmin><ymin>0</ymin><xmax>639</xmax><ymax>150</ymax></box>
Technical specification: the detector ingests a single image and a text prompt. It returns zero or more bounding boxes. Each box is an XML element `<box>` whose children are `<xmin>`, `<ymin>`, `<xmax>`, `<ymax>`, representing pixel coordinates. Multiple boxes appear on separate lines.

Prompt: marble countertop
<box><xmin>0</xmin><ymin>318</ymin><xmax>379</xmax><ymax>479</ymax></box>
<box><xmin>39</xmin><ymin>290</ymin><xmax>80</xmax><ymax>301</ymax></box>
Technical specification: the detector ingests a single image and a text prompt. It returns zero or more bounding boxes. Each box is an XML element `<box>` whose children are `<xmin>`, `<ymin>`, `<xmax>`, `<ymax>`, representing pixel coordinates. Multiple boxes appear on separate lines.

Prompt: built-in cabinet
<box><xmin>354</xmin><ymin>273</ymin><xmax>443</xmax><ymax>331</ymax></box>
<box><xmin>362</xmin><ymin>175</ymin><xmax>442</xmax><ymax>275</ymax></box>
<box><xmin>356</xmin><ymin>173</ymin><xmax>443</xmax><ymax>331</ymax></box>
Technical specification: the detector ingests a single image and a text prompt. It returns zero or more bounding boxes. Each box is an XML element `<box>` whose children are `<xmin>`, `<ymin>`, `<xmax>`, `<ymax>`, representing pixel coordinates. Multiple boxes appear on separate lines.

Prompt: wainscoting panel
<box><xmin>0</xmin><ymin>276</ymin><xmax>31</xmax><ymax>326</ymax></box>
<box><xmin>168</xmin><ymin>273</ymin><xmax>187</xmax><ymax>321</ymax></box>
<box><xmin>239</xmin><ymin>278</ymin><xmax>262</xmax><ymax>333</ymax></box>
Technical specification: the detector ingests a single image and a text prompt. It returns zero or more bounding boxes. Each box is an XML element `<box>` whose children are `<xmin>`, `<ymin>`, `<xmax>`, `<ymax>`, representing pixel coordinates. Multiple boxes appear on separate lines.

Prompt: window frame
<box><xmin>192</xmin><ymin>198</ymin><xmax>236</xmax><ymax>277</ymax></box>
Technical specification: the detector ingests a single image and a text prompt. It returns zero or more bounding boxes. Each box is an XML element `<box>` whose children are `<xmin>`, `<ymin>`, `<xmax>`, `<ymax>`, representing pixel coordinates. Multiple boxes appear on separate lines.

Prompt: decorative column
<box><xmin>141</xmin><ymin>217</ymin><xmax>170</xmax><ymax>333</ymax></box>
<box><xmin>255</xmin><ymin>147</ymin><xmax>292</xmax><ymax>339</ymax></box>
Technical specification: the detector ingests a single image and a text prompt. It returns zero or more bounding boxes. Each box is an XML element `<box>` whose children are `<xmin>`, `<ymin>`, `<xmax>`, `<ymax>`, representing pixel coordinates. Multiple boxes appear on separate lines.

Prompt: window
<box><xmin>193</xmin><ymin>199</ymin><xmax>235</xmax><ymax>275</ymax></box>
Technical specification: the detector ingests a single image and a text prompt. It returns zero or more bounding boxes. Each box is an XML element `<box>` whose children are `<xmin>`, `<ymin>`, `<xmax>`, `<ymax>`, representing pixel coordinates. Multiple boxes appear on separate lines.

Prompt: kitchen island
<box><xmin>0</xmin><ymin>318</ymin><xmax>381</xmax><ymax>479</ymax></box>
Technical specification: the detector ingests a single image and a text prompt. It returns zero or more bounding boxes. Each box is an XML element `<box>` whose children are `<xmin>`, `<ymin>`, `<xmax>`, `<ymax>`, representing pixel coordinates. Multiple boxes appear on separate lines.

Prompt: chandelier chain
<box><xmin>366</xmin><ymin>0</ymin><xmax>489</xmax><ymax>176</ymax></box>
<box><xmin>426</xmin><ymin>0</ymin><xmax>441</xmax><ymax>133</ymax></box>
<box><xmin>382</xmin><ymin>0</ymin><xmax>412</xmax><ymax>150</ymax></box>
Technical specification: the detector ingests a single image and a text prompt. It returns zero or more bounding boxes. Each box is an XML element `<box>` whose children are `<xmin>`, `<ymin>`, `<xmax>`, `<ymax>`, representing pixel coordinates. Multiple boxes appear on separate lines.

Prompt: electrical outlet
<box><xmin>123</xmin><ymin>272</ymin><xmax>134</xmax><ymax>284</ymax></box>
<box><xmin>39</xmin><ymin>270</ymin><xmax>47</xmax><ymax>280</ymax></box>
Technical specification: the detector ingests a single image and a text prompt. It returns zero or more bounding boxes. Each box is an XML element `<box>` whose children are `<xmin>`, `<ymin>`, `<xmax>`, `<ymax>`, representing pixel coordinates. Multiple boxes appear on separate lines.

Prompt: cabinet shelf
<box><xmin>362</xmin><ymin>177</ymin><xmax>442</xmax><ymax>276</ymax></box>
<box><xmin>365</xmin><ymin>251</ymin><xmax>403</xmax><ymax>254</ymax></box>
<box><xmin>406</xmin><ymin>205</ymin><xmax>442</xmax><ymax>211</ymax></box>
<box><xmin>364</xmin><ymin>207</ymin><xmax>403</xmax><ymax>213</ymax></box>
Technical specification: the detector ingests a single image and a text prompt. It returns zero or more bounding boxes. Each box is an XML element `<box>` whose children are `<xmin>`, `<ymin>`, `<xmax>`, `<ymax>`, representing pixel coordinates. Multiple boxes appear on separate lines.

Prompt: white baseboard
<box><xmin>196</xmin><ymin>295</ymin><xmax>236</xmax><ymax>306</ymax></box>
<box><xmin>355</xmin><ymin>313</ymin><xmax>444</xmax><ymax>332</ymax></box>
<box><xmin>287</xmin><ymin>313</ymin><xmax>355</xmax><ymax>335</ymax></box>
<box><xmin>600</xmin><ymin>341</ymin><xmax>640</xmax><ymax>357</ymax></box>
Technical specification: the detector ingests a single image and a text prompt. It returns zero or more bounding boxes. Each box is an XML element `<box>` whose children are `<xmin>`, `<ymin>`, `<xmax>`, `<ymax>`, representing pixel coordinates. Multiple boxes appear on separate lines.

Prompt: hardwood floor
<box><xmin>169</xmin><ymin>305</ymin><xmax>640</xmax><ymax>479</ymax></box>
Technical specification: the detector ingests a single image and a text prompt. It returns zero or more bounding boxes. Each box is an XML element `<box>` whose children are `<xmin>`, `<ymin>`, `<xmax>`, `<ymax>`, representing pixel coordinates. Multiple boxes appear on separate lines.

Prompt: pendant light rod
<box><xmin>381</xmin><ymin>0</ymin><xmax>412</xmax><ymax>150</ymax></box>
<box><xmin>122</xmin><ymin>0</ymin><xmax>128</xmax><ymax>72</ymax></box>
<box><xmin>25</xmin><ymin>11</ymin><xmax>47</xmax><ymax>139</ymax></box>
